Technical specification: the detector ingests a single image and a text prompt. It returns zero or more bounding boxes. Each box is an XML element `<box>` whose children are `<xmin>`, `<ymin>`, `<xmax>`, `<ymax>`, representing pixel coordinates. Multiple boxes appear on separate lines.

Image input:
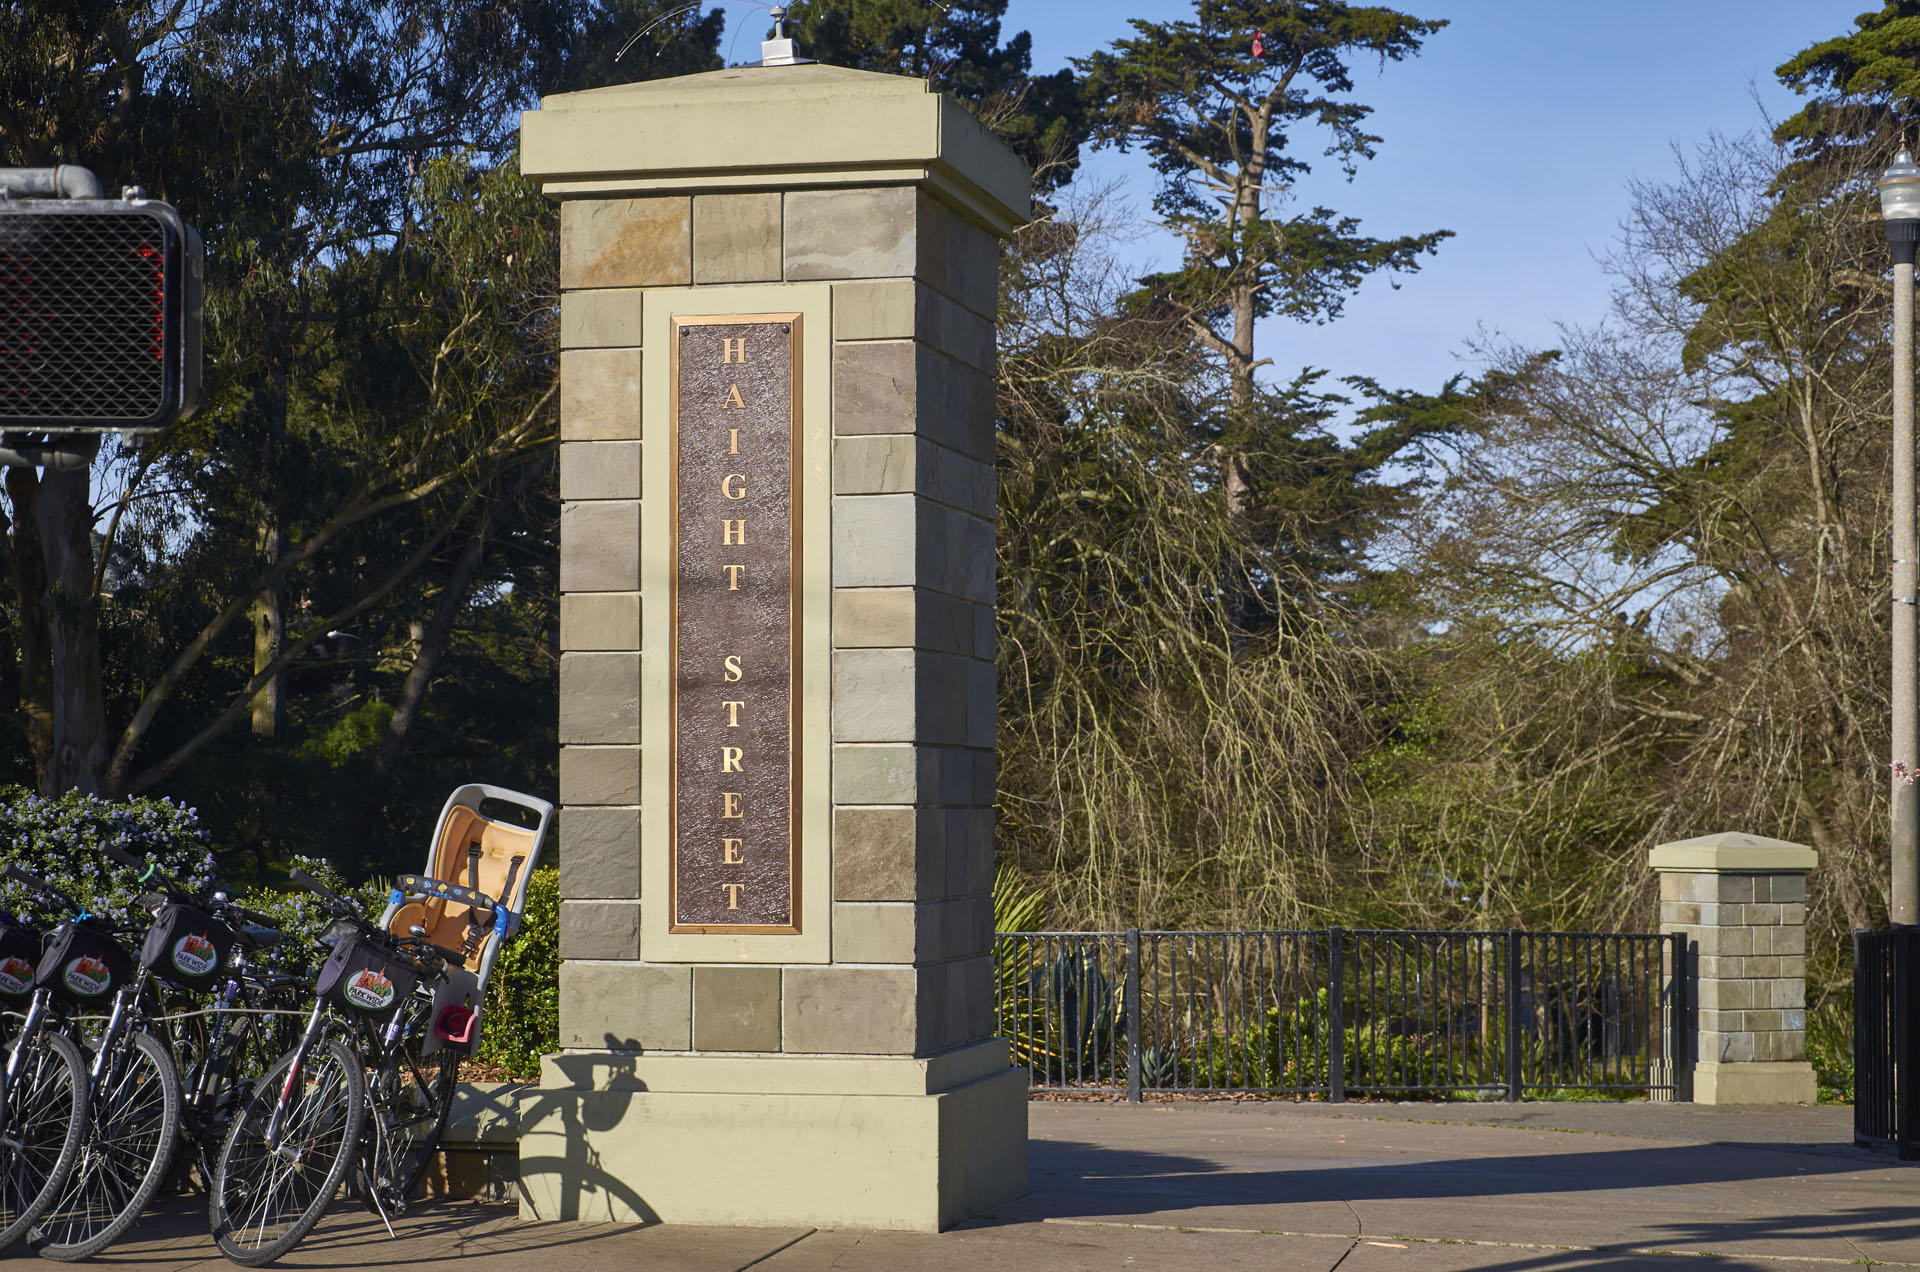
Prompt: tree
<box><xmin>784</xmin><ymin>0</ymin><xmax>1085</xmax><ymax>190</ymax></box>
<box><xmin>0</xmin><ymin>0</ymin><xmax>717</xmax><ymax>845</ymax></box>
<box><xmin>1078</xmin><ymin>1</ymin><xmax>1451</xmax><ymax>627</ymax></box>
<box><xmin>1774</xmin><ymin>2</ymin><xmax>1920</xmax><ymax>170</ymax></box>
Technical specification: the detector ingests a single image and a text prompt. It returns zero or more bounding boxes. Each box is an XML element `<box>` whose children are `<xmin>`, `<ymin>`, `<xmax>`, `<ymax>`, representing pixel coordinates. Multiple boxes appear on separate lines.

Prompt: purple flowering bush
<box><xmin>0</xmin><ymin>788</ymin><xmax>216</xmax><ymax>926</ymax></box>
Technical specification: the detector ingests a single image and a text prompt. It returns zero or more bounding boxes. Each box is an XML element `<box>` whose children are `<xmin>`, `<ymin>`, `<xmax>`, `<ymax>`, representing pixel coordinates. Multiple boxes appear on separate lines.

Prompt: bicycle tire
<box><xmin>30</xmin><ymin>1029</ymin><xmax>182</xmax><ymax>1260</ymax></box>
<box><xmin>356</xmin><ymin>1037</ymin><xmax>458</xmax><ymax>1207</ymax></box>
<box><xmin>209</xmin><ymin>1037</ymin><xmax>364</xmax><ymax>1268</ymax></box>
<box><xmin>0</xmin><ymin>1031</ymin><xmax>87</xmax><ymax>1253</ymax></box>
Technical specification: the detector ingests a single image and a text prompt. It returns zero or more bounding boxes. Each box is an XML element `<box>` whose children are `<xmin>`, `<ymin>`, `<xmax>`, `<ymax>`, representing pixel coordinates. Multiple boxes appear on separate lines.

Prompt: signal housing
<box><xmin>0</xmin><ymin>197</ymin><xmax>204</xmax><ymax>432</ymax></box>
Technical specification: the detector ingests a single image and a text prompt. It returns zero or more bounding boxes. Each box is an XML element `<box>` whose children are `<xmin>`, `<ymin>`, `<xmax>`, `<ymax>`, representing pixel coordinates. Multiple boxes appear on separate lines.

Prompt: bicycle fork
<box><xmin>0</xmin><ymin>990</ymin><xmax>51</xmax><ymax>1146</ymax></box>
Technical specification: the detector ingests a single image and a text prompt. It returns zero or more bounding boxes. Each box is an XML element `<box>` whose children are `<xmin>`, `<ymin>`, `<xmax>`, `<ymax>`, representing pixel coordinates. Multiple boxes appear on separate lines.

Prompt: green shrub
<box><xmin>1806</xmin><ymin>995</ymin><xmax>1853</xmax><ymax>1105</ymax></box>
<box><xmin>0</xmin><ymin>788</ymin><xmax>214</xmax><ymax>924</ymax></box>
<box><xmin>477</xmin><ymin>864</ymin><xmax>557</xmax><ymax>1079</ymax></box>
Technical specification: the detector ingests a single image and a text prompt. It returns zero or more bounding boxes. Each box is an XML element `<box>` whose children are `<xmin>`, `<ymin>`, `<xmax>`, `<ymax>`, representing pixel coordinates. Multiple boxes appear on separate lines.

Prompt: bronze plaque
<box><xmin>670</xmin><ymin>316</ymin><xmax>801</xmax><ymax>933</ymax></box>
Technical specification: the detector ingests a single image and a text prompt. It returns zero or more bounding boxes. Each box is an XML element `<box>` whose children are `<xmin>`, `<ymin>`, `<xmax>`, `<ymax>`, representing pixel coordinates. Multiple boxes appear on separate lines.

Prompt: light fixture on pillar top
<box><xmin>758</xmin><ymin>4</ymin><xmax>810</xmax><ymax>67</ymax></box>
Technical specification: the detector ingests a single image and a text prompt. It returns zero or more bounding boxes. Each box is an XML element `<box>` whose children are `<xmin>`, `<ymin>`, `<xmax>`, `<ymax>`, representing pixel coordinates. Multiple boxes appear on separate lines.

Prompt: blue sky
<box><xmin>989</xmin><ymin>0</ymin><xmax>1864</xmax><ymax>402</ymax></box>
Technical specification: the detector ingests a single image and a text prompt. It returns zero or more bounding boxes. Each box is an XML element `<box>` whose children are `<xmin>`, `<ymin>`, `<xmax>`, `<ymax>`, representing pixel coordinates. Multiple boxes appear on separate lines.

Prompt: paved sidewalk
<box><xmin>87</xmin><ymin>1100</ymin><xmax>1913</xmax><ymax>1271</ymax></box>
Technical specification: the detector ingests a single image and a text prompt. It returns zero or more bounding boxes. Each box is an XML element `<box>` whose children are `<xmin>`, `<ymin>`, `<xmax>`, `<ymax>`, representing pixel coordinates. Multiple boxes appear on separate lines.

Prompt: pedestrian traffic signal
<box><xmin>0</xmin><ymin>196</ymin><xmax>203</xmax><ymax>432</ymax></box>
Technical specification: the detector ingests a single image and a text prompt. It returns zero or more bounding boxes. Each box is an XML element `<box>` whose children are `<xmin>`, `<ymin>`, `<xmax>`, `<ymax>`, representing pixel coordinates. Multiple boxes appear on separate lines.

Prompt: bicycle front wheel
<box><xmin>209</xmin><ymin>1037</ymin><xmax>364</xmax><ymax>1267</ymax></box>
<box><xmin>0</xmin><ymin>1031</ymin><xmax>87</xmax><ymax>1252</ymax></box>
<box><xmin>30</xmin><ymin>1028</ymin><xmax>182</xmax><ymax>1260</ymax></box>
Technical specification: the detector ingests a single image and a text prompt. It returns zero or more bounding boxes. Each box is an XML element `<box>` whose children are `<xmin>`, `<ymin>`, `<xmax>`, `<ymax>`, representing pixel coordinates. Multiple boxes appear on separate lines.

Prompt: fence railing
<box><xmin>1854</xmin><ymin>926</ymin><xmax>1919</xmax><ymax>1159</ymax></box>
<box><xmin>996</xmin><ymin>928</ymin><xmax>1687</xmax><ymax>1101</ymax></box>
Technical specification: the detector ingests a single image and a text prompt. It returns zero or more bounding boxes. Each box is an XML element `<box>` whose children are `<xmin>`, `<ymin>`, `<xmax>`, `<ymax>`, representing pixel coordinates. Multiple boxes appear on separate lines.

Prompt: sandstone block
<box><xmin>559</xmin><ymin>746</ymin><xmax>641</xmax><ymax>807</ymax></box>
<box><xmin>785</xmin><ymin>188</ymin><xmax>923</xmax><ymax>280</ymax></box>
<box><xmin>560</xmin><ymin>593</ymin><xmax>641</xmax><ymax>652</ymax></box>
<box><xmin>560</xmin><ymin>501</ymin><xmax>641</xmax><ymax>593</ymax></box>
<box><xmin>560</xmin><ymin>653</ymin><xmax>640</xmax><ymax>745</ymax></box>
<box><xmin>559</xmin><ymin>900</ymin><xmax>641</xmax><ymax>960</ymax></box>
<box><xmin>560</xmin><ymin>442</ymin><xmax>641</xmax><ymax>502</ymax></box>
<box><xmin>560</xmin><ymin>348</ymin><xmax>642</xmax><ymax>441</ymax></box>
<box><xmin>560</xmin><ymin>289</ymin><xmax>644</xmax><ymax>348</ymax></box>
<box><xmin>830</xmin><ymin>902</ymin><xmax>920</xmax><ymax>963</ymax></box>
<box><xmin>558</xmin><ymin>806</ymin><xmax>640</xmax><ymax>899</ymax></box>
<box><xmin>561</xmin><ymin>962</ymin><xmax>690</xmax><ymax>1050</ymax></box>
<box><xmin>693</xmin><ymin>193</ymin><xmax>782</xmax><ymax>284</ymax></box>
<box><xmin>693</xmin><ymin>965</ymin><xmax>781</xmax><ymax>1052</ymax></box>
<box><xmin>782</xmin><ymin>966</ymin><xmax>918</xmax><ymax>1054</ymax></box>
<box><xmin>561</xmin><ymin>197</ymin><xmax>691</xmax><ymax>289</ymax></box>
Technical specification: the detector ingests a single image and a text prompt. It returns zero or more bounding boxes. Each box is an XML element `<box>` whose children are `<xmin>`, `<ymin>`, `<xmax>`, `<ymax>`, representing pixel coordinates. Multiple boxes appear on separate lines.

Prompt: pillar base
<box><xmin>515</xmin><ymin>1041</ymin><xmax>1028</xmax><ymax>1230</ymax></box>
<box><xmin>1690</xmin><ymin>1060</ymin><xmax>1818</xmax><ymax>1105</ymax></box>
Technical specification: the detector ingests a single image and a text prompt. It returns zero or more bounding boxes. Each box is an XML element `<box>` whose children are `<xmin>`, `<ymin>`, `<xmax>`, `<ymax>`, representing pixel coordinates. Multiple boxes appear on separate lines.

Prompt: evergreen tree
<box><xmin>783</xmin><ymin>0</ymin><xmax>1085</xmax><ymax>189</ymax></box>
<box><xmin>1079</xmin><ymin>0</ymin><xmax>1452</xmax><ymax>625</ymax></box>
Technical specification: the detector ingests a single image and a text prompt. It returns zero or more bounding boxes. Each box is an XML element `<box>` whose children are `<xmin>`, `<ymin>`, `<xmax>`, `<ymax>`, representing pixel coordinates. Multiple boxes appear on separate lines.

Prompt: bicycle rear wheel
<box><xmin>357</xmin><ymin>1036</ymin><xmax>458</xmax><ymax>1209</ymax></box>
<box><xmin>0</xmin><ymin>1031</ymin><xmax>87</xmax><ymax>1252</ymax></box>
<box><xmin>30</xmin><ymin>1028</ymin><xmax>182</xmax><ymax>1260</ymax></box>
<box><xmin>209</xmin><ymin>1037</ymin><xmax>364</xmax><ymax>1267</ymax></box>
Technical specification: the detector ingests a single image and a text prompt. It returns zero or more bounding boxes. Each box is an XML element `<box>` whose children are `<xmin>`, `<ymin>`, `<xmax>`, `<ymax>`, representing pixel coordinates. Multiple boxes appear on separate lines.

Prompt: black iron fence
<box><xmin>1854</xmin><ymin>927</ymin><xmax>1919</xmax><ymax>1159</ymax></box>
<box><xmin>996</xmin><ymin>928</ymin><xmax>1687</xmax><ymax>1101</ymax></box>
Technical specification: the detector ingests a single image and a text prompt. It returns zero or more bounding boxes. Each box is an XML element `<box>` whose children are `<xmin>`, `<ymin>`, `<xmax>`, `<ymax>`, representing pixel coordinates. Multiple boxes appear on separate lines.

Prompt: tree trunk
<box><xmin>249</xmin><ymin>350</ymin><xmax>289</xmax><ymax>740</ymax></box>
<box><xmin>4</xmin><ymin>463</ymin><xmax>109</xmax><ymax>794</ymax></box>
<box><xmin>249</xmin><ymin>529</ymin><xmax>286</xmax><ymax>739</ymax></box>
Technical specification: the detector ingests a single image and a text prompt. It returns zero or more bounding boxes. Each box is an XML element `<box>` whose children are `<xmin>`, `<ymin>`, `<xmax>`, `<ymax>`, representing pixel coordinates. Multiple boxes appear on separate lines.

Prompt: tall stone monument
<box><xmin>515</xmin><ymin>48</ymin><xmax>1029</xmax><ymax>1230</ymax></box>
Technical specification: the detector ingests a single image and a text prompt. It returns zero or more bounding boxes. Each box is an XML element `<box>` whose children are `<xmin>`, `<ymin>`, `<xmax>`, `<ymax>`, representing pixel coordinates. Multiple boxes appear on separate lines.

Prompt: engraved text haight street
<box><xmin>671</xmin><ymin>318</ymin><xmax>801</xmax><ymax>932</ymax></box>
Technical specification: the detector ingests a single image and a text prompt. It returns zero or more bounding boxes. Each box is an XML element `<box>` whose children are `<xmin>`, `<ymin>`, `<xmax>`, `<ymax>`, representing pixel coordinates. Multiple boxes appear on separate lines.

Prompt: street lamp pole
<box><xmin>1882</xmin><ymin>151</ymin><xmax>1920</xmax><ymax>927</ymax></box>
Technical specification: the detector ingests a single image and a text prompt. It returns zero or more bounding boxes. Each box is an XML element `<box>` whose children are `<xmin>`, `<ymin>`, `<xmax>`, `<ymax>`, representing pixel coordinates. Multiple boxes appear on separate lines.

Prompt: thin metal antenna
<box><xmin>614</xmin><ymin>0</ymin><xmax>778</xmax><ymax>64</ymax></box>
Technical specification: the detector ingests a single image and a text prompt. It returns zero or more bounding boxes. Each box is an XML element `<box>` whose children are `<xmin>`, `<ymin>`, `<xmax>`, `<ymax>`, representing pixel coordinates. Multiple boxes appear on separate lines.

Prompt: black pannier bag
<box><xmin>0</xmin><ymin>919</ymin><xmax>40</xmax><ymax>1003</ymax></box>
<box><xmin>314</xmin><ymin>932</ymin><xmax>417</xmax><ymax>1021</ymax></box>
<box><xmin>37</xmin><ymin>921</ymin><xmax>132</xmax><ymax>1007</ymax></box>
<box><xmin>140</xmin><ymin>903</ymin><xmax>234</xmax><ymax>991</ymax></box>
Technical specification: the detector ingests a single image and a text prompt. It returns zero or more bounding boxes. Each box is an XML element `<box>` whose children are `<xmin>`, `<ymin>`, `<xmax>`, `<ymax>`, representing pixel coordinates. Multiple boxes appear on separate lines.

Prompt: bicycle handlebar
<box><xmin>4</xmin><ymin>864</ymin><xmax>79</xmax><ymax>913</ymax></box>
<box><xmin>287</xmin><ymin>868</ymin><xmax>341</xmax><ymax>904</ymax></box>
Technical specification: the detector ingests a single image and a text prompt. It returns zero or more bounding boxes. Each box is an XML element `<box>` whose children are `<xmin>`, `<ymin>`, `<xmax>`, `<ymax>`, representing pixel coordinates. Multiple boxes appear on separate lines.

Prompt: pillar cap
<box><xmin>1648</xmin><ymin>831</ymin><xmax>1816</xmax><ymax>874</ymax></box>
<box><xmin>520</xmin><ymin>63</ymin><xmax>1031</xmax><ymax>235</ymax></box>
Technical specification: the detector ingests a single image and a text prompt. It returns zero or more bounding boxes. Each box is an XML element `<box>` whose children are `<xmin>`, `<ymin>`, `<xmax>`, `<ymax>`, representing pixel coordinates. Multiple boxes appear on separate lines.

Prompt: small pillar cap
<box><xmin>1648</xmin><ymin>831</ymin><xmax>1816</xmax><ymax>874</ymax></box>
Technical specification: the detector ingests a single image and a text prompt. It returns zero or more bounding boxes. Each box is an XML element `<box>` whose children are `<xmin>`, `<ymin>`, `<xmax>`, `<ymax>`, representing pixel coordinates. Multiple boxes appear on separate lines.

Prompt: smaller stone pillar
<box><xmin>1649</xmin><ymin>832</ymin><xmax>1817</xmax><ymax>1104</ymax></box>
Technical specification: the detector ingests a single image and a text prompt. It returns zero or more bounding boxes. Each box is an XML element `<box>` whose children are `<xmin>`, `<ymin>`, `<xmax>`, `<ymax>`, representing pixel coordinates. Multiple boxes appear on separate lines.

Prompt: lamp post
<box><xmin>1882</xmin><ymin>149</ymin><xmax>1920</xmax><ymax>927</ymax></box>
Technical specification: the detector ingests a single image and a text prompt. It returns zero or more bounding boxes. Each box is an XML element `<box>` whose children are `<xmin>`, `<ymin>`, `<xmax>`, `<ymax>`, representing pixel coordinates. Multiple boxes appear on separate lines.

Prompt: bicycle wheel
<box><xmin>0</xmin><ymin>1031</ymin><xmax>87</xmax><ymax>1252</ymax></box>
<box><xmin>209</xmin><ymin>1037</ymin><xmax>364</xmax><ymax>1267</ymax></box>
<box><xmin>30</xmin><ymin>1028</ymin><xmax>182</xmax><ymax>1260</ymax></box>
<box><xmin>356</xmin><ymin>1031</ymin><xmax>458</xmax><ymax>1208</ymax></box>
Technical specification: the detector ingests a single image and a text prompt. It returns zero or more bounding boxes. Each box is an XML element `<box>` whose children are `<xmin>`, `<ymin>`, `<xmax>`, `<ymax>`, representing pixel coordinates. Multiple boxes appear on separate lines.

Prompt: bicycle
<box><xmin>208</xmin><ymin>867</ymin><xmax>465</xmax><ymax>1267</ymax></box>
<box><xmin>0</xmin><ymin>868</ymin><xmax>87</xmax><ymax>1255</ymax></box>
<box><xmin>97</xmin><ymin>845</ymin><xmax>303</xmax><ymax>1187</ymax></box>
<box><xmin>0</xmin><ymin>864</ymin><xmax>179</xmax><ymax>1262</ymax></box>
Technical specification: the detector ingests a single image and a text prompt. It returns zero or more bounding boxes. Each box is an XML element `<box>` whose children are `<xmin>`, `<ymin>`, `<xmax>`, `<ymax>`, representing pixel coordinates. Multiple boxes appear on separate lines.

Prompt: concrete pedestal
<box><xmin>518</xmin><ymin>62</ymin><xmax>1030</xmax><ymax>1228</ymax></box>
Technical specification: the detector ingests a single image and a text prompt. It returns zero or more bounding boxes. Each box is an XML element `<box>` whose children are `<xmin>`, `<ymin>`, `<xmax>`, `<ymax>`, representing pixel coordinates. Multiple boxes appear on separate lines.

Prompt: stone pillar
<box><xmin>516</xmin><ymin>62</ymin><xmax>1028</xmax><ymax>1230</ymax></box>
<box><xmin>1649</xmin><ymin>832</ymin><xmax>1818</xmax><ymax>1105</ymax></box>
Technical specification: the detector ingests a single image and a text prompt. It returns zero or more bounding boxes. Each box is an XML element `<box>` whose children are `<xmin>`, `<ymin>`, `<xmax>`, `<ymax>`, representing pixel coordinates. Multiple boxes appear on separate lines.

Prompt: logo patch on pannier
<box><xmin>345</xmin><ymin>968</ymin><xmax>395</xmax><ymax>1011</ymax></box>
<box><xmin>63</xmin><ymin>955</ymin><xmax>113</xmax><ymax>998</ymax></box>
<box><xmin>0</xmin><ymin>955</ymin><xmax>34</xmax><ymax>995</ymax></box>
<box><xmin>171</xmin><ymin>932</ymin><xmax>218</xmax><ymax>979</ymax></box>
